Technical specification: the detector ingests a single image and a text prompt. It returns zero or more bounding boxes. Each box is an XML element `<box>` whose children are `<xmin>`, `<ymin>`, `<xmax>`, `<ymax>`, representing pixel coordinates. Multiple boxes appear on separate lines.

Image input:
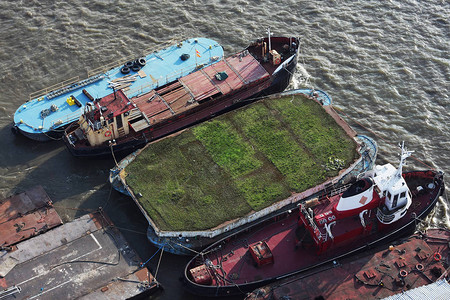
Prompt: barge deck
<box><xmin>0</xmin><ymin>212</ymin><xmax>160</xmax><ymax>299</ymax></box>
<box><xmin>110</xmin><ymin>89</ymin><xmax>378</xmax><ymax>254</ymax></box>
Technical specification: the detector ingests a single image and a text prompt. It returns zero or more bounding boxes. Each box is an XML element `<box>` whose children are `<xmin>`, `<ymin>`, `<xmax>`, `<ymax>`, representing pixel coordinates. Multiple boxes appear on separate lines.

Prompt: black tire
<box><xmin>120</xmin><ymin>66</ymin><xmax>130</xmax><ymax>74</ymax></box>
<box><xmin>11</xmin><ymin>125</ymin><xmax>18</xmax><ymax>135</ymax></box>
<box><xmin>125</xmin><ymin>61</ymin><xmax>134</xmax><ymax>68</ymax></box>
<box><xmin>136</xmin><ymin>57</ymin><xmax>146</xmax><ymax>66</ymax></box>
<box><xmin>180</xmin><ymin>53</ymin><xmax>190</xmax><ymax>61</ymax></box>
<box><xmin>131</xmin><ymin>65</ymin><xmax>141</xmax><ymax>72</ymax></box>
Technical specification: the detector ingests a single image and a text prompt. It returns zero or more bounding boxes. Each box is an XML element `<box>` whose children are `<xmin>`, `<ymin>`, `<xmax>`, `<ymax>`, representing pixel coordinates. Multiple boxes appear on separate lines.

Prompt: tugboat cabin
<box><xmin>77</xmin><ymin>90</ymin><xmax>133</xmax><ymax>147</ymax></box>
<box><xmin>372</xmin><ymin>163</ymin><xmax>412</xmax><ymax>224</ymax></box>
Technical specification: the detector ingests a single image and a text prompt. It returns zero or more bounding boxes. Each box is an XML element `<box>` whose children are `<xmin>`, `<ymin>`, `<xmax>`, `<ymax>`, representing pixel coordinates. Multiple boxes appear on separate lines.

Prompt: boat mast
<box><xmin>267</xmin><ymin>27</ymin><xmax>272</xmax><ymax>51</ymax></box>
<box><xmin>396</xmin><ymin>141</ymin><xmax>413</xmax><ymax>178</ymax></box>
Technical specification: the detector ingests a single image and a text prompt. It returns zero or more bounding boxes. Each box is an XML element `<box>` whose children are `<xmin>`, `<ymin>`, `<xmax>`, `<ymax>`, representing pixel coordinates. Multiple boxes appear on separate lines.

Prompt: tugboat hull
<box><xmin>183</xmin><ymin>169</ymin><xmax>444</xmax><ymax>297</ymax></box>
<box><xmin>246</xmin><ymin>228</ymin><xmax>450</xmax><ymax>300</ymax></box>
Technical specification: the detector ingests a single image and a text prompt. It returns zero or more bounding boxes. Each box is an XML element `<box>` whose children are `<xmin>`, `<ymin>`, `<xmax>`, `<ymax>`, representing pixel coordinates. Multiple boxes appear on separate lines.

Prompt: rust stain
<box><xmin>0</xmin><ymin>186</ymin><xmax>62</xmax><ymax>247</ymax></box>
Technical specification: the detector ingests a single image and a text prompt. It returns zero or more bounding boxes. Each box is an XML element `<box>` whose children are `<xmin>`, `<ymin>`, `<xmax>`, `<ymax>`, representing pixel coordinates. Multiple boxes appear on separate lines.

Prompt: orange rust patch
<box><xmin>0</xmin><ymin>278</ymin><xmax>7</xmax><ymax>288</ymax></box>
<box><xmin>135</xmin><ymin>268</ymin><xmax>154</xmax><ymax>282</ymax></box>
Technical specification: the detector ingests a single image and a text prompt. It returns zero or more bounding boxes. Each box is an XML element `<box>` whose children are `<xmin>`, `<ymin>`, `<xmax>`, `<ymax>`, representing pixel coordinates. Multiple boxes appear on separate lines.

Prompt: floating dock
<box><xmin>0</xmin><ymin>210</ymin><xmax>160</xmax><ymax>299</ymax></box>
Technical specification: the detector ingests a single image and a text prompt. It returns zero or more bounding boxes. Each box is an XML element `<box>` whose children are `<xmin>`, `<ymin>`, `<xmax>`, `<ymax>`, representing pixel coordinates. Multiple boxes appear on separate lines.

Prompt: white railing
<box><xmin>376</xmin><ymin>208</ymin><xmax>395</xmax><ymax>223</ymax></box>
<box><xmin>29</xmin><ymin>38</ymin><xmax>191</xmax><ymax>101</ymax></box>
<box><xmin>50</xmin><ymin>110</ymin><xmax>82</xmax><ymax>128</ymax></box>
<box><xmin>29</xmin><ymin>76</ymin><xmax>80</xmax><ymax>101</ymax></box>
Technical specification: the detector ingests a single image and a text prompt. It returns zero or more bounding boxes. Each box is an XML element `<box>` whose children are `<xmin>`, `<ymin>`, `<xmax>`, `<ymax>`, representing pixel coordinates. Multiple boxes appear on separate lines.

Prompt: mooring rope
<box><xmin>153</xmin><ymin>244</ymin><xmax>165</xmax><ymax>280</ymax></box>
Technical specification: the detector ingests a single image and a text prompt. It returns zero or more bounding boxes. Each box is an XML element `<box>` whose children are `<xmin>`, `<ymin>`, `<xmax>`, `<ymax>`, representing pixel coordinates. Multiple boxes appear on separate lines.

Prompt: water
<box><xmin>0</xmin><ymin>0</ymin><xmax>448</xmax><ymax>299</ymax></box>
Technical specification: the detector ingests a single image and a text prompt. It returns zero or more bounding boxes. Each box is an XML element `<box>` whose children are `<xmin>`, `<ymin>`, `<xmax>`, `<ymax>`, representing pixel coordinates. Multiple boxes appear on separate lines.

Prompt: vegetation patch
<box><xmin>192</xmin><ymin>120</ymin><xmax>262</xmax><ymax>178</ymax></box>
<box><xmin>126</xmin><ymin>132</ymin><xmax>251</xmax><ymax>231</ymax></box>
<box><xmin>124</xmin><ymin>94</ymin><xmax>357</xmax><ymax>231</ymax></box>
<box><xmin>231</xmin><ymin>103</ymin><xmax>325</xmax><ymax>191</ymax></box>
<box><xmin>268</xmin><ymin>96</ymin><xmax>357</xmax><ymax>176</ymax></box>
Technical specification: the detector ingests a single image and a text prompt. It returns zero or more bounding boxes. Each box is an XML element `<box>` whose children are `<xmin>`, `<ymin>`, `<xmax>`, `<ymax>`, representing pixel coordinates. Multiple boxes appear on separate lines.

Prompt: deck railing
<box><xmin>28</xmin><ymin>38</ymin><xmax>185</xmax><ymax>102</ymax></box>
<box><xmin>29</xmin><ymin>76</ymin><xmax>80</xmax><ymax>101</ymax></box>
<box><xmin>29</xmin><ymin>49</ymin><xmax>222</xmax><ymax>102</ymax></box>
<box><xmin>376</xmin><ymin>208</ymin><xmax>395</xmax><ymax>223</ymax></box>
<box><xmin>50</xmin><ymin>109</ymin><xmax>83</xmax><ymax>128</ymax></box>
<box><xmin>87</xmin><ymin>39</ymin><xmax>178</xmax><ymax>77</ymax></box>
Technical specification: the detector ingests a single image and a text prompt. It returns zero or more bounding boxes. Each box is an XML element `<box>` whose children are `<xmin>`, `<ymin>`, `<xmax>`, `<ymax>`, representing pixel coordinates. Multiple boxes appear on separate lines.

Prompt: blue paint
<box><xmin>14</xmin><ymin>38</ymin><xmax>224</xmax><ymax>138</ymax></box>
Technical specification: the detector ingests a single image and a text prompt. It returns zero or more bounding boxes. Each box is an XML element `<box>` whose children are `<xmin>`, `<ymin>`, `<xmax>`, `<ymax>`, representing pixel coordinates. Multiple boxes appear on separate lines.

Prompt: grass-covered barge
<box><xmin>110</xmin><ymin>89</ymin><xmax>378</xmax><ymax>254</ymax></box>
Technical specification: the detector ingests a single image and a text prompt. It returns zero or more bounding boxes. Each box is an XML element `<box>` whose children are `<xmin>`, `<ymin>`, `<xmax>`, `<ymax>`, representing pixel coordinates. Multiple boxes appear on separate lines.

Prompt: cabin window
<box><xmin>400</xmin><ymin>191</ymin><xmax>406</xmax><ymax>199</ymax></box>
<box><xmin>392</xmin><ymin>194</ymin><xmax>399</xmax><ymax>208</ymax></box>
<box><xmin>116</xmin><ymin>115</ymin><xmax>123</xmax><ymax>128</ymax></box>
<box><xmin>386</xmin><ymin>191</ymin><xmax>392</xmax><ymax>201</ymax></box>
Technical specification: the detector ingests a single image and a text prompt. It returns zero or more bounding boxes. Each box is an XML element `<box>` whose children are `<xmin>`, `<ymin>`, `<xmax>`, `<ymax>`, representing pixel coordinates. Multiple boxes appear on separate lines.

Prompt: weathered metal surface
<box><xmin>78</xmin><ymin>267</ymin><xmax>160</xmax><ymax>300</ymax></box>
<box><xmin>246</xmin><ymin>229</ymin><xmax>450</xmax><ymax>300</ymax></box>
<box><xmin>179</xmin><ymin>52</ymin><xmax>269</xmax><ymax>102</ymax></box>
<box><xmin>0</xmin><ymin>186</ymin><xmax>62</xmax><ymax>247</ymax></box>
<box><xmin>0</xmin><ymin>212</ymin><xmax>160</xmax><ymax>299</ymax></box>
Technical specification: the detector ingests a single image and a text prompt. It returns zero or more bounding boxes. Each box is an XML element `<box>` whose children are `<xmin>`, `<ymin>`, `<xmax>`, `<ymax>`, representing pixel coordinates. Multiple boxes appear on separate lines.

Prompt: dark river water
<box><xmin>0</xmin><ymin>1</ymin><xmax>448</xmax><ymax>299</ymax></box>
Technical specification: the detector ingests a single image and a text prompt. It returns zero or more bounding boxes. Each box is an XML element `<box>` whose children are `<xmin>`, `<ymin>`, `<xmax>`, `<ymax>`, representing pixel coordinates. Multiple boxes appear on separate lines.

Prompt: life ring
<box><xmin>416</xmin><ymin>263</ymin><xmax>424</xmax><ymax>271</ymax></box>
<box><xmin>434</xmin><ymin>252</ymin><xmax>442</xmax><ymax>261</ymax></box>
<box><xmin>105</xmin><ymin>130</ymin><xmax>112</xmax><ymax>137</ymax></box>
<box><xmin>399</xmin><ymin>270</ymin><xmax>408</xmax><ymax>277</ymax></box>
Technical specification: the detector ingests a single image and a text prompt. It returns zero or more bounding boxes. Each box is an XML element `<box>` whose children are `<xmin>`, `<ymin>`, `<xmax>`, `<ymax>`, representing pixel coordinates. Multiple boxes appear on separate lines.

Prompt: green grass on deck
<box><xmin>125</xmin><ymin>94</ymin><xmax>357</xmax><ymax>231</ymax></box>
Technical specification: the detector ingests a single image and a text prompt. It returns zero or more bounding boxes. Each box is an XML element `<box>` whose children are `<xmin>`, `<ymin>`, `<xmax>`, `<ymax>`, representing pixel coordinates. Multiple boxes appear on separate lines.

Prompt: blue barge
<box><xmin>12</xmin><ymin>37</ymin><xmax>224</xmax><ymax>141</ymax></box>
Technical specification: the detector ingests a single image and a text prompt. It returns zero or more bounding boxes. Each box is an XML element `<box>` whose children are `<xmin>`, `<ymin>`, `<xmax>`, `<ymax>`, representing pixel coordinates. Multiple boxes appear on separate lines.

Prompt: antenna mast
<box><xmin>396</xmin><ymin>141</ymin><xmax>413</xmax><ymax>177</ymax></box>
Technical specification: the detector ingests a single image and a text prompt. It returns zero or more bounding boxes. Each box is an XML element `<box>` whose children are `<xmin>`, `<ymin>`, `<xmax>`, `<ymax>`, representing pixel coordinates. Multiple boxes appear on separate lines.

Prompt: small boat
<box><xmin>183</xmin><ymin>142</ymin><xmax>445</xmax><ymax>297</ymax></box>
<box><xmin>63</xmin><ymin>30</ymin><xmax>300</xmax><ymax>157</ymax></box>
<box><xmin>246</xmin><ymin>228</ymin><xmax>450</xmax><ymax>300</ymax></box>
<box><xmin>12</xmin><ymin>37</ymin><xmax>224</xmax><ymax>141</ymax></box>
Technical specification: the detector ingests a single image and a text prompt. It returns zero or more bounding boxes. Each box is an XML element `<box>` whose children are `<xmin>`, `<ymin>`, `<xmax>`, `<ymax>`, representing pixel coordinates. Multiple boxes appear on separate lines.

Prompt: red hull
<box><xmin>247</xmin><ymin>228</ymin><xmax>450</xmax><ymax>300</ymax></box>
<box><xmin>183</xmin><ymin>170</ymin><xmax>444</xmax><ymax>297</ymax></box>
<box><xmin>64</xmin><ymin>36</ymin><xmax>299</xmax><ymax>158</ymax></box>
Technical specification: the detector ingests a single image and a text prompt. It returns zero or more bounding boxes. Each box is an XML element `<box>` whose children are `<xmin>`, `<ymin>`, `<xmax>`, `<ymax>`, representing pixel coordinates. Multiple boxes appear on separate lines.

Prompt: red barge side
<box><xmin>183</xmin><ymin>144</ymin><xmax>445</xmax><ymax>297</ymax></box>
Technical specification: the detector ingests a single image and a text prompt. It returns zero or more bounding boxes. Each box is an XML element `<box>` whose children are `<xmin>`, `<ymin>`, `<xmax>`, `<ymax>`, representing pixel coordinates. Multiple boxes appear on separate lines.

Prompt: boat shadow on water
<box><xmin>1</xmin><ymin>140</ymin><xmax>115</xmax><ymax>212</ymax></box>
<box><xmin>0</xmin><ymin>123</ymin><xmax>66</xmax><ymax>168</ymax></box>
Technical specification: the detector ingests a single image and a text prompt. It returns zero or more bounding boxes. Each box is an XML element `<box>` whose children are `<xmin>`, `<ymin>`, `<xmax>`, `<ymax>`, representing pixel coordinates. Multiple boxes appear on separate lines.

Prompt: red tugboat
<box><xmin>63</xmin><ymin>31</ymin><xmax>299</xmax><ymax>158</ymax></box>
<box><xmin>183</xmin><ymin>142</ymin><xmax>445</xmax><ymax>297</ymax></box>
<box><xmin>246</xmin><ymin>228</ymin><xmax>450</xmax><ymax>300</ymax></box>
